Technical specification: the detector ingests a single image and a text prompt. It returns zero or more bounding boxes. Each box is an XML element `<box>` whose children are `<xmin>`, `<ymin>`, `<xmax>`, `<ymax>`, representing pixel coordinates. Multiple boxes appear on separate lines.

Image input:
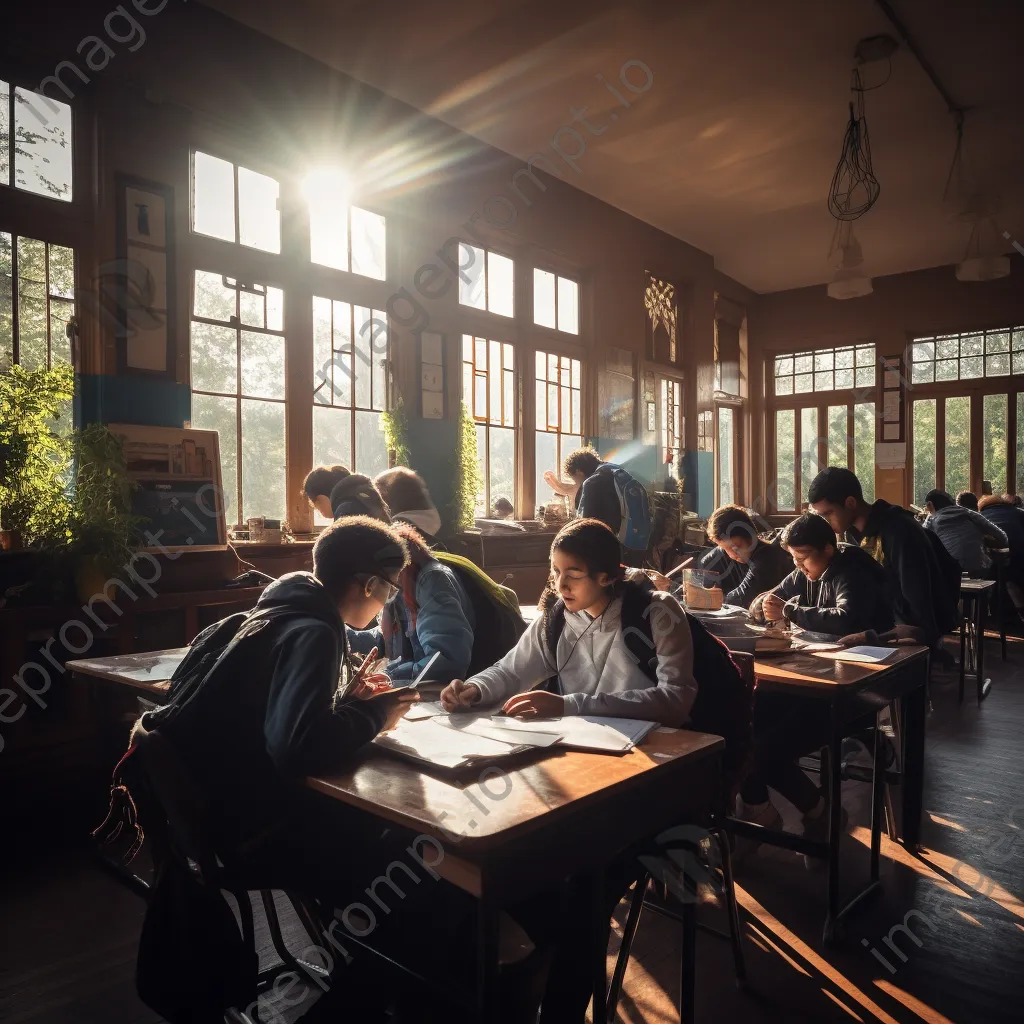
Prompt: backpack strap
<box><xmin>619</xmin><ymin>581</ymin><xmax>659</xmax><ymax>682</ymax></box>
<box><xmin>539</xmin><ymin>597</ymin><xmax>567</xmax><ymax>694</ymax></box>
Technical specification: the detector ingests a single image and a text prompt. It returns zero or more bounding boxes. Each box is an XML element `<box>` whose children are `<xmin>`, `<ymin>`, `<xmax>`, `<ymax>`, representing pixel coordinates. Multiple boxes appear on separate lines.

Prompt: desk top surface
<box><xmin>308</xmin><ymin>727</ymin><xmax>723</xmax><ymax>850</ymax></box>
<box><xmin>753</xmin><ymin>644</ymin><xmax>927</xmax><ymax>690</ymax></box>
<box><xmin>68</xmin><ymin>649</ymin><xmax>185</xmax><ymax>694</ymax></box>
<box><xmin>961</xmin><ymin>578</ymin><xmax>997</xmax><ymax>592</ymax></box>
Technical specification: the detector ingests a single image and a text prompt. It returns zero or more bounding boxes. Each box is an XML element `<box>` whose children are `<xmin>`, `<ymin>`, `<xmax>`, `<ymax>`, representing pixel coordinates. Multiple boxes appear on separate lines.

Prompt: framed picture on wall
<box><xmin>115</xmin><ymin>175</ymin><xmax>176</xmax><ymax>378</ymax></box>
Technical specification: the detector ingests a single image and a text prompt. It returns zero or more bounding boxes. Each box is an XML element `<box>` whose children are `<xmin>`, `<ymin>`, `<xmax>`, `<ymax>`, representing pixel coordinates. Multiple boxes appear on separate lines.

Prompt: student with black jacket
<box><xmin>750</xmin><ymin>513</ymin><xmax>895</xmax><ymax>636</ymax></box>
<box><xmin>705</xmin><ymin>504</ymin><xmax>794</xmax><ymax>608</ymax></box>
<box><xmin>808</xmin><ymin>467</ymin><xmax>958</xmax><ymax>651</ymax></box>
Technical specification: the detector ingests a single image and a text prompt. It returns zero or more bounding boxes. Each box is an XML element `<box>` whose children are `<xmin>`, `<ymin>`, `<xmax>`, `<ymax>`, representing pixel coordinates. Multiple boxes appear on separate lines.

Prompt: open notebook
<box><xmin>373</xmin><ymin>713</ymin><xmax>657</xmax><ymax>772</ymax></box>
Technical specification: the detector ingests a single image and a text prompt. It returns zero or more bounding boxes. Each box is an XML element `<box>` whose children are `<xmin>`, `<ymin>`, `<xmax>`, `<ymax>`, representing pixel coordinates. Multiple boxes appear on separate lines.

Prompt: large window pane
<box><xmin>191</xmin><ymin>393</ymin><xmax>238</xmax><ymax>523</ymax></box>
<box><xmin>558</xmin><ymin>276</ymin><xmax>579</xmax><ymax>334</ymax></box>
<box><xmin>16</xmin><ymin>237</ymin><xmax>47</xmax><ymax>371</ymax></box>
<box><xmin>853</xmin><ymin>403</ymin><xmax>875</xmax><ymax>503</ymax></box>
<box><xmin>354</xmin><ymin>410</ymin><xmax>389</xmax><ymax>477</ymax></box>
<box><xmin>912</xmin><ymin>399</ymin><xmax>936</xmax><ymax>506</ymax></box>
<box><xmin>351</xmin><ymin>207</ymin><xmax>386</xmax><ymax>280</ymax></box>
<box><xmin>237</xmin><ymin>166</ymin><xmax>281</xmax><ymax>253</ymax></box>
<box><xmin>535</xmin><ymin>431</ymin><xmax>557</xmax><ymax>513</ymax></box>
<box><xmin>459</xmin><ymin>244</ymin><xmax>485</xmax><ymax>309</ymax></box>
<box><xmin>312</xmin><ymin>406</ymin><xmax>352</xmax><ymax>526</ymax></box>
<box><xmin>945</xmin><ymin>396</ymin><xmax>971</xmax><ymax>497</ymax></box>
<box><xmin>191</xmin><ymin>322</ymin><xmax>237</xmax><ymax>394</ymax></box>
<box><xmin>0</xmin><ymin>232</ymin><xmax>12</xmax><ymax>370</ymax></box>
<box><xmin>14</xmin><ymin>88</ymin><xmax>73</xmax><ymax>201</ymax></box>
<box><xmin>775</xmin><ymin>409</ymin><xmax>796</xmax><ymax>511</ymax></box>
<box><xmin>308</xmin><ymin>184</ymin><xmax>349</xmax><ymax>271</ymax></box>
<box><xmin>240</xmin><ymin>399</ymin><xmax>285</xmax><ymax>521</ymax></box>
<box><xmin>488</xmin><ymin>252</ymin><xmax>514</xmax><ymax>318</ymax></box>
<box><xmin>240</xmin><ymin>331</ymin><xmax>285</xmax><ymax>400</ymax></box>
<box><xmin>983</xmin><ymin>393</ymin><xmax>1007</xmax><ymax>495</ymax></box>
<box><xmin>488</xmin><ymin>426</ymin><xmax>516</xmax><ymax>517</ymax></box>
<box><xmin>1018</xmin><ymin>393</ymin><xmax>1024</xmax><ymax>498</ymax></box>
<box><xmin>718</xmin><ymin>407</ymin><xmax>734</xmax><ymax>505</ymax></box>
<box><xmin>800</xmin><ymin>407</ymin><xmax>819</xmax><ymax>505</ymax></box>
<box><xmin>827</xmin><ymin>405</ymin><xmax>847</xmax><ymax>467</ymax></box>
<box><xmin>193</xmin><ymin>152</ymin><xmax>235</xmax><ymax>241</ymax></box>
<box><xmin>534</xmin><ymin>269</ymin><xmax>556</xmax><ymax>328</ymax></box>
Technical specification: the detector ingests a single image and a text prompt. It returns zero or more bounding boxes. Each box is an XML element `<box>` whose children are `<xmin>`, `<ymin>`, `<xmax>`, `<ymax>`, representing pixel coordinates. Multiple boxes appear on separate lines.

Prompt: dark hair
<box><xmin>303</xmin><ymin>464</ymin><xmax>350</xmax><ymax>501</ymax></box>
<box><xmin>781</xmin><ymin>512</ymin><xmax>837</xmax><ymax>552</ymax></box>
<box><xmin>550</xmin><ymin>518</ymin><xmax>624</xmax><ymax>581</ymax></box>
<box><xmin>492</xmin><ymin>496</ymin><xmax>514</xmax><ymax>516</ymax></box>
<box><xmin>312</xmin><ymin>516</ymin><xmax>409</xmax><ymax>600</ymax></box>
<box><xmin>707</xmin><ymin>504</ymin><xmax>757</xmax><ymax>543</ymax></box>
<box><xmin>956</xmin><ymin>491</ymin><xmax>978</xmax><ymax>511</ymax></box>
<box><xmin>925</xmin><ymin>489</ymin><xmax>954</xmax><ymax>510</ymax></box>
<box><xmin>807</xmin><ymin>466</ymin><xmax>863</xmax><ymax>505</ymax></box>
<box><xmin>375</xmin><ymin>467</ymin><xmax>432</xmax><ymax>515</ymax></box>
<box><xmin>563</xmin><ymin>447</ymin><xmax>602</xmax><ymax>478</ymax></box>
<box><xmin>1011</xmin><ymin>495</ymin><xmax>1024</xmax><ymax>509</ymax></box>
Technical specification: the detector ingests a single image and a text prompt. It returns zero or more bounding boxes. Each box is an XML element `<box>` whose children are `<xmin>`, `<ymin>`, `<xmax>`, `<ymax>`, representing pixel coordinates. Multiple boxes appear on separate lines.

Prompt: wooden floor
<box><xmin>2</xmin><ymin>635</ymin><xmax>1023</xmax><ymax>1024</ymax></box>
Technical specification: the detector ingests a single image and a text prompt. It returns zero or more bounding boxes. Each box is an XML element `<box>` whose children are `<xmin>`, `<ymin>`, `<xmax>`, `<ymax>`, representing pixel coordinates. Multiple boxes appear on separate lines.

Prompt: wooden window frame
<box><xmin>714</xmin><ymin>398</ymin><xmax>742</xmax><ymax>507</ymax></box>
<box><xmin>909</xmin><ymin>325</ymin><xmax>1024</xmax><ymax>385</ymax></box>
<box><xmin>532</xmin><ymin>267</ymin><xmax>580</xmax><ymax>335</ymax></box>
<box><xmin>458</xmin><ymin>243</ymin><xmax>515</xmax><ymax>318</ymax></box>
<box><xmin>772</xmin><ymin>343</ymin><xmax>876</xmax><ymax>398</ymax></box>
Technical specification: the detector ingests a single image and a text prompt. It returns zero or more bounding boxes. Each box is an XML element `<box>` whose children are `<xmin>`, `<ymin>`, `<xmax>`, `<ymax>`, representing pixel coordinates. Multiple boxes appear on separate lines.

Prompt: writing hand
<box><xmin>501</xmin><ymin>691</ymin><xmax>565</xmax><ymax>718</ymax></box>
<box><xmin>440</xmin><ymin>679</ymin><xmax>482</xmax><ymax>712</ymax></box>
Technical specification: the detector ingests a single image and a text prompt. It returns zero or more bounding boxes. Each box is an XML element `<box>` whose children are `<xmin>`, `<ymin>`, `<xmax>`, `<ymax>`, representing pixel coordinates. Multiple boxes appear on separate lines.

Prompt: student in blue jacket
<box><xmin>348</xmin><ymin>522</ymin><xmax>475</xmax><ymax>684</ymax></box>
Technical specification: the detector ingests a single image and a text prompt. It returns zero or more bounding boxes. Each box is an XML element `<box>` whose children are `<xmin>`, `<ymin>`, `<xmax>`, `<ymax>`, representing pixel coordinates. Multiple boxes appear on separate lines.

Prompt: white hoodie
<box><xmin>468</xmin><ymin>591</ymin><xmax>698</xmax><ymax>727</ymax></box>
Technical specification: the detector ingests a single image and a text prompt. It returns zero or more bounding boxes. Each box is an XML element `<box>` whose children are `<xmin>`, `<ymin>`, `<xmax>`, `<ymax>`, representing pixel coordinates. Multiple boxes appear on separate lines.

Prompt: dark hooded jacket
<box><xmin>924</xmin><ymin>504</ymin><xmax>1006</xmax><ymax>573</ymax></box>
<box><xmin>330</xmin><ymin>474</ymin><xmax>390</xmax><ymax>521</ymax></box>
<box><xmin>769</xmin><ymin>544</ymin><xmax>895</xmax><ymax>636</ymax></box>
<box><xmin>154</xmin><ymin>573</ymin><xmax>387</xmax><ymax>847</ymax></box>
<box><xmin>721</xmin><ymin>538</ymin><xmax>795</xmax><ymax>608</ymax></box>
<box><xmin>853</xmin><ymin>499</ymin><xmax>959</xmax><ymax>647</ymax></box>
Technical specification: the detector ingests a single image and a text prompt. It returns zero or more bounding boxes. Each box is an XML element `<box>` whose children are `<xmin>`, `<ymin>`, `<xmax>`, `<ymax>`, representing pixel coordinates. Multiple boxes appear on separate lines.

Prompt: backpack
<box><xmin>542</xmin><ymin>581</ymin><xmax>752</xmax><ymax>783</ymax></box>
<box><xmin>922</xmin><ymin>529</ymin><xmax>961</xmax><ymax>634</ymax></box>
<box><xmin>435</xmin><ymin>551</ymin><xmax>527</xmax><ymax>674</ymax></box>
<box><xmin>599</xmin><ymin>464</ymin><xmax>653</xmax><ymax>552</ymax></box>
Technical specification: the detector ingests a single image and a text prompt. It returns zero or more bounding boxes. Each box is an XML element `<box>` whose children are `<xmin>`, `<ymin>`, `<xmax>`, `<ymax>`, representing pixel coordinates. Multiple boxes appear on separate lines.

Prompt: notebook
<box><xmin>373</xmin><ymin>717</ymin><xmax>546</xmax><ymax>772</ymax></box>
<box><xmin>815</xmin><ymin>645</ymin><xmax>897</xmax><ymax>664</ymax></box>
<box><xmin>482</xmin><ymin>714</ymin><xmax>657</xmax><ymax>754</ymax></box>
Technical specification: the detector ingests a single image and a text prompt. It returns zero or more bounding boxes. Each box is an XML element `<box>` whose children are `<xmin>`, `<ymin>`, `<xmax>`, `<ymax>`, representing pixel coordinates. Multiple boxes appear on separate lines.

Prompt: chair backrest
<box><xmin>729</xmin><ymin>650</ymin><xmax>756</xmax><ymax>694</ymax></box>
<box><xmin>131</xmin><ymin>729</ymin><xmax>222</xmax><ymax>886</ymax></box>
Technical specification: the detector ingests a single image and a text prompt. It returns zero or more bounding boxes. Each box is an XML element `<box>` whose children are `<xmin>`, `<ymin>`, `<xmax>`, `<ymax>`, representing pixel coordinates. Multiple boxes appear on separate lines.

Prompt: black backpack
<box><xmin>922</xmin><ymin>529</ymin><xmax>962</xmax><ymax>634</ymax></box>
<box><xmin>543</xmin><ymin>581</ymin><xmax>753</xmax><ymax>783</ymax></box>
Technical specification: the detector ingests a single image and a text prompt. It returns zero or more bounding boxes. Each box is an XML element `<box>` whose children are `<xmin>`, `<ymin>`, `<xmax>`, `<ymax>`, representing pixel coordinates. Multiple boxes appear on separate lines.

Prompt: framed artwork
<box><xmin>644</xmin><ymin>272</ymin><xmax>678</xmax><ymax>365</ymax></box>
<box><xmin>116</xmin><ymin>176</ymin><xmax>175</xmax><ymax>377</ymax></box>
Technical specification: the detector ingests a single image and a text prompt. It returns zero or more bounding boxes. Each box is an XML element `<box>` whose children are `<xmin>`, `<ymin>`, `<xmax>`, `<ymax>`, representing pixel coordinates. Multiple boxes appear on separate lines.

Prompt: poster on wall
<box><xmin>116</xmin><ymin>176</ymin><xmax>175</xmax><ymax>378</ymax></box>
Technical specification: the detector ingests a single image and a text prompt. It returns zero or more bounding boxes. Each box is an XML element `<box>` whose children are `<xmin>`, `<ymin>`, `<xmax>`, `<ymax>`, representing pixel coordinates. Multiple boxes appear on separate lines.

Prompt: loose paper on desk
<box><xmin>816</xmin><ymin>646</ymin><xmax>897</xmax><ymax>664</ymax></box>
<box><xmin>489</xmin><ymin>715</ymin><xmax>657</xmax><ymax>753</ymax></box>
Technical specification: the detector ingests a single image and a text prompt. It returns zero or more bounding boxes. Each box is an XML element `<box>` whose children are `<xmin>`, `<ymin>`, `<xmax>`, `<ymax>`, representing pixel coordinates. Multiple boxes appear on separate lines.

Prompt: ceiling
<box><xmin>204</xmin><ymin>0</ymin><xmax>1024</xmax><ymax>293</ymax></box>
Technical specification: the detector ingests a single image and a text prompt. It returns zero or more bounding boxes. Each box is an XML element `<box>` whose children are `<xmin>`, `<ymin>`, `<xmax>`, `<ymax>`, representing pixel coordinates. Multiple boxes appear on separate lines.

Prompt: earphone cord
<box><xmin>553</xmin><ymin>604</ymin><xmax>609</xmax><ymax>694</ymax></box>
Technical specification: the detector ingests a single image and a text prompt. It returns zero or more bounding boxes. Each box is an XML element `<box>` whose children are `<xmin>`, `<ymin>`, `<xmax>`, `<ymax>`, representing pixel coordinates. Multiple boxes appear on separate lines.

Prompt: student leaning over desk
<box><xmin>442</xmin><ymin>518</ymin><xmax>750</xmax><ymax>1024</ymax></box>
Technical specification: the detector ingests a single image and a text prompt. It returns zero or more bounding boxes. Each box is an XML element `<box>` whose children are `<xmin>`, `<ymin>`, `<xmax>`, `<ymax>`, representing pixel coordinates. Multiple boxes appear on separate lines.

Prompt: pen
<box><xmin>410</xmin><ymin>651</ymin><xmax>440</xmax><ymax>689</ymax></box>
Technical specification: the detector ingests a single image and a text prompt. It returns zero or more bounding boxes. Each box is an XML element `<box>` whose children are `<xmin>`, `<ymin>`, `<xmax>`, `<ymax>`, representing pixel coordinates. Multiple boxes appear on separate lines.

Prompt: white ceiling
<box><xmin>204</xmin><ymin>0</ymin><xmax>1024</xmax><ymax>293</ymax></box>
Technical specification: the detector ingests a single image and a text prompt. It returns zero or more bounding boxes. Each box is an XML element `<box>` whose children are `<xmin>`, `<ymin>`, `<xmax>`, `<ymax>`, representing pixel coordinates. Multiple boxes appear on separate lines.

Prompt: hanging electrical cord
<box><xmin>828</xmin><ymin>68</ymin><xmax>881</xmax><ymax>221</ymax></box>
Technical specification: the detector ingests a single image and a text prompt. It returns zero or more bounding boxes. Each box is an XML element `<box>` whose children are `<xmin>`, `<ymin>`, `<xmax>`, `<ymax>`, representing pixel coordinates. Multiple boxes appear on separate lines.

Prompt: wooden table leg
<box><xmin>900</xmin><ymin>661</ymin><xmax>928</xmax><ymax>852</ymax></box>
<box><xmin>975</xmin><ymin>591</ymin><xmax>988</xmax><ymax>704</ymax></box>
<box><xmin>476</xmin><ymin>891</ymin><xmax>500</xmax><ymax>1023</ymax></box>
<box><xmin>823</xmin><ymin>697</ymin><xmax>844</xmax><ymax>944</ymax></box>
<box><xmin>959</xmin><ymin>599</ymin><xmax>967</xmax><ymax>704</ymax></box>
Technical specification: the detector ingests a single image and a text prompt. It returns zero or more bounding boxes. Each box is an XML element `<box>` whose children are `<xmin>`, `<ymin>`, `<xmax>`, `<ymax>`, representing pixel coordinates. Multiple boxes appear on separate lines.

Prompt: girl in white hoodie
<box><xmin>441</xmin><ymin>517</ymin><xmax>699</xmax><ymax>727</ymax></box>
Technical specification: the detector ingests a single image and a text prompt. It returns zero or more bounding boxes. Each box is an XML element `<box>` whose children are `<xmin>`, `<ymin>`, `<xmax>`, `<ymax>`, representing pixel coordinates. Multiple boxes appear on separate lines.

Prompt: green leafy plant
<box><xmin>382</xmin><ymin>398</ymin><xmax>411</xmax><ymax>467</ymax></box>
<box><xmin>0</xmin><ymin>361</ymin><xmax>76</xmax><ymax>542</ymax></box>
<box><xmin>452</xmin><ymin>402</ymin><xmax>482</xmax><ymax>532</ymax></box>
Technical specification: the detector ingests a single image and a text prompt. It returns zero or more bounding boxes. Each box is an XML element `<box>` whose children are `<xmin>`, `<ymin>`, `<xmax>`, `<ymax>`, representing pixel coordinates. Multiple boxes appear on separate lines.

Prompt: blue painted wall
<box><xmin>75</xmin><ymin>375</ymin><xmax>190</xmax><ymax>429</ymax></box>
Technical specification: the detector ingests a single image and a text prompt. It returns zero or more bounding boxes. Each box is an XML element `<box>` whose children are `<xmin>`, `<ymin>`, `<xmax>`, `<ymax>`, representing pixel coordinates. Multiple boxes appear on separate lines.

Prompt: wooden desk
<box><xmin>69</xmin><ymin>650</ymin><xmax>725</xmax><ymax>1022</ymax></box>
<box><xmin>960</xmin><ymin>577</ymin><xmax>996</xmax><ymax>704</ymax></box>
<box><xmin>737</xmin><ymin>645</ymin><xmax>930</xmax><ymax>943</ymax></box>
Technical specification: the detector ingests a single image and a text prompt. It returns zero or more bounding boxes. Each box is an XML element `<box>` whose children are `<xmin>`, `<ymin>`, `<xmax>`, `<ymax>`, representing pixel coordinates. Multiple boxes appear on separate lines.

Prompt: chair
<box><xmin>129</xmin><ymin>730</ymin><xmax>329</xmax><ymax>1021</ymax></box>
<box><xmin>606</xmin><ymin>651</ymin><xmax>754</xmax><ymax>1022</ymax></box>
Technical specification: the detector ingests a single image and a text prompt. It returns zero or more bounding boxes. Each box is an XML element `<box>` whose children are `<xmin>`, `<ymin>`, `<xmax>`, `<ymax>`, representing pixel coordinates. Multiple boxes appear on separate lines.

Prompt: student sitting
<box><xmin>303</xmin><ymin>464</ymin><xmax>390</xmax><ymax>522</ymax></box>
<box><xmin>375</xmin><ymin>466</ymin><xmax>443</xmax><ymax>543</ymax></box>
<box><xmin>563</xmin><ymin>447</ymin><xmax>651</xmax><ymax>566</ymax></box>
<box><xmin>750</xmin><ymin>513</ymin><xmax>895</xmax><ymax>636</ymax></box>
<box><xmin>957</xmin><ymin>490</ymin><xmax>979</xmax><ymax>511</ymax></box>
<box><xmin>980</xmin><ymin>494</ymin><xmax>1024</xmax><ymax>612</ymax></box>
<box><xmin>441</xmin><ymin>518</ymin><xmax>748</xmax><ymax>1023</ymax></box>
<box><xmin>923</xmin><ymin>488</ymin><xmax>1007</xmax><ymax>575</ymax></box>
<box><xmin>349</xmin><ymin>522</ymin><xmax>475</xmax><ymax>684</ymax></box>
<box><xmin>703</xmin><ymin>504</ymin><xmax>793</xmax><ymax>607</ymax></box>
<box><xmin>808</xmin><ymin>467</ymin><xmax>959</xmax><ymax>652</ymax></box>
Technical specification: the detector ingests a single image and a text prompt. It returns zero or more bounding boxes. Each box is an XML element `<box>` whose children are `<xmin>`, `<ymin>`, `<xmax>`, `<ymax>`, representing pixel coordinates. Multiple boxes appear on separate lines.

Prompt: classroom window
<box><xmin>983</xmin><ymin>393</ymin><xmax>1008</xmax><ymax>495</ymax></box>
<box><xmin>697</xmin><ymin>409</ymin><xmax>713</xmax><ymax>453</ymax></box>
<box><xmin>191</xmin><ymin>151</ymin><xmax>281</xmax><ymax>253</ymax></box>
<box><xmin>945</xmin><ymin>396</ymin><xmax>971</xmax><ymax>496</ymax></box>
<box><xmin>463</xmin><ymin>335</ymin><xmax>515</xmax><ymax>517</ymax></box>
<box><xmin>774</xmin><ymin>409</ymin><xmax>796</xmax><ymax>511</ymax></box>
<box><xmin>189</xmin><ymin>270</ymin><xmax>286</xmax><ymax>525</ymax></box>
<box><xmin>303</xmin><ymin>172</ymin><xmax>386</xmax><ymax>279</ymax></box>
<box><xmin>912</xmin><ymin>399</ymin><xmax>936</xmax><ymax>506</ymax></box>
<box><xmin>660</xmin><ymin>379</ymin><xmax>683</xmax><ymax>477</ymax></box>
<box><xmin>312</xmin><ymin>297</ymin><xmax>389</xmax><ymax>510</ymax></box>
<box><xmin>853</xmin><ymin>402</ymin><xmax>875</xmax><ymax>503</ymax></box>
<box><xmin>534</xmin><ymin>351</ymin><xmax>581</xmax><ymax>511</ymax></box>
<box><xmin>717</xmin><ymin>406</ymin><xmax>735</xmax><ymax>505</ymax></box>
<box><xmin>910</xmin><ymin>326</ymin><xmax>1024</xmax><ymax>383</ymax></box>
<box><xmin>533</xmin><ymin>269</ymin><xmax>579</xmax><ymax>334</ymax></box>
<box><xmin>774</xmin><ymin>344</ymin><xmax>875</xmax><ymax>395</ymax></box>
<box><xmin>0</xmin><ymin>232</ymin><xmax>75</xmax><ymax>371</ymax></box>
<box><xmin>799</xmin><ymin>407</ymin><xmax>820</xmax><ymax>505</ymax></box>
<box><xmin>459</xmin><ymin>245</ymin><xmax>514</xmax><ymax>317</ymax></box>
<box><xmin>1</xmin><ymin>80</ymin><xmax>73</xmax><ymax>201</ymax></box>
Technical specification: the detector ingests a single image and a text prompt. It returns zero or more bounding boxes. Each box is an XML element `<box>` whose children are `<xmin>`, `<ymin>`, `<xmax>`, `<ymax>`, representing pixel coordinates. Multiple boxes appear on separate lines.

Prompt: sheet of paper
<box><xmin>883</xmin><ymin>392</ymin><xmax>900</xmax><ymax>422</ymax></box>
<box><xmin>437</xmin><ymin>716</ymin><xmax>563</xmax><ymax>748</ymax></box>
<box><xmin>490</xmin><ymin>715</ymin><xmax>657</xmax><ymax>753</ymax></box>
<box><xmin>402</xmin><ymin>701</ymin><xmax>447</xmax><ymax>721</ymax></box>
<box><xmin>816</xmin><ymin>645</ymin><xmax>897</xmax><ymax>663</ymax></box>
<box><xmin>374</xmin><ymin>717</ymin><xmax>527</xmax><ymax>769</ymax></box>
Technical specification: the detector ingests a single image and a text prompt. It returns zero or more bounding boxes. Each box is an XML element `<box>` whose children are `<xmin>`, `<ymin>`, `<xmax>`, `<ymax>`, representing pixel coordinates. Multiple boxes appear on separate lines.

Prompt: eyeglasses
<box><xmin>369</xmin><ymin>575</ymin><xmax>400</xmax><ymax>599</ymax></box>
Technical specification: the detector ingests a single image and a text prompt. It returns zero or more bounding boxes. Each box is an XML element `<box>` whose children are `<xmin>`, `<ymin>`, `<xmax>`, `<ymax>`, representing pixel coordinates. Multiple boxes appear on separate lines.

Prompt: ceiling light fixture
<box><xmin>827</xmin><ymin>222</ymin><xmax>874</xmax><ymax>299</ymax></box>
